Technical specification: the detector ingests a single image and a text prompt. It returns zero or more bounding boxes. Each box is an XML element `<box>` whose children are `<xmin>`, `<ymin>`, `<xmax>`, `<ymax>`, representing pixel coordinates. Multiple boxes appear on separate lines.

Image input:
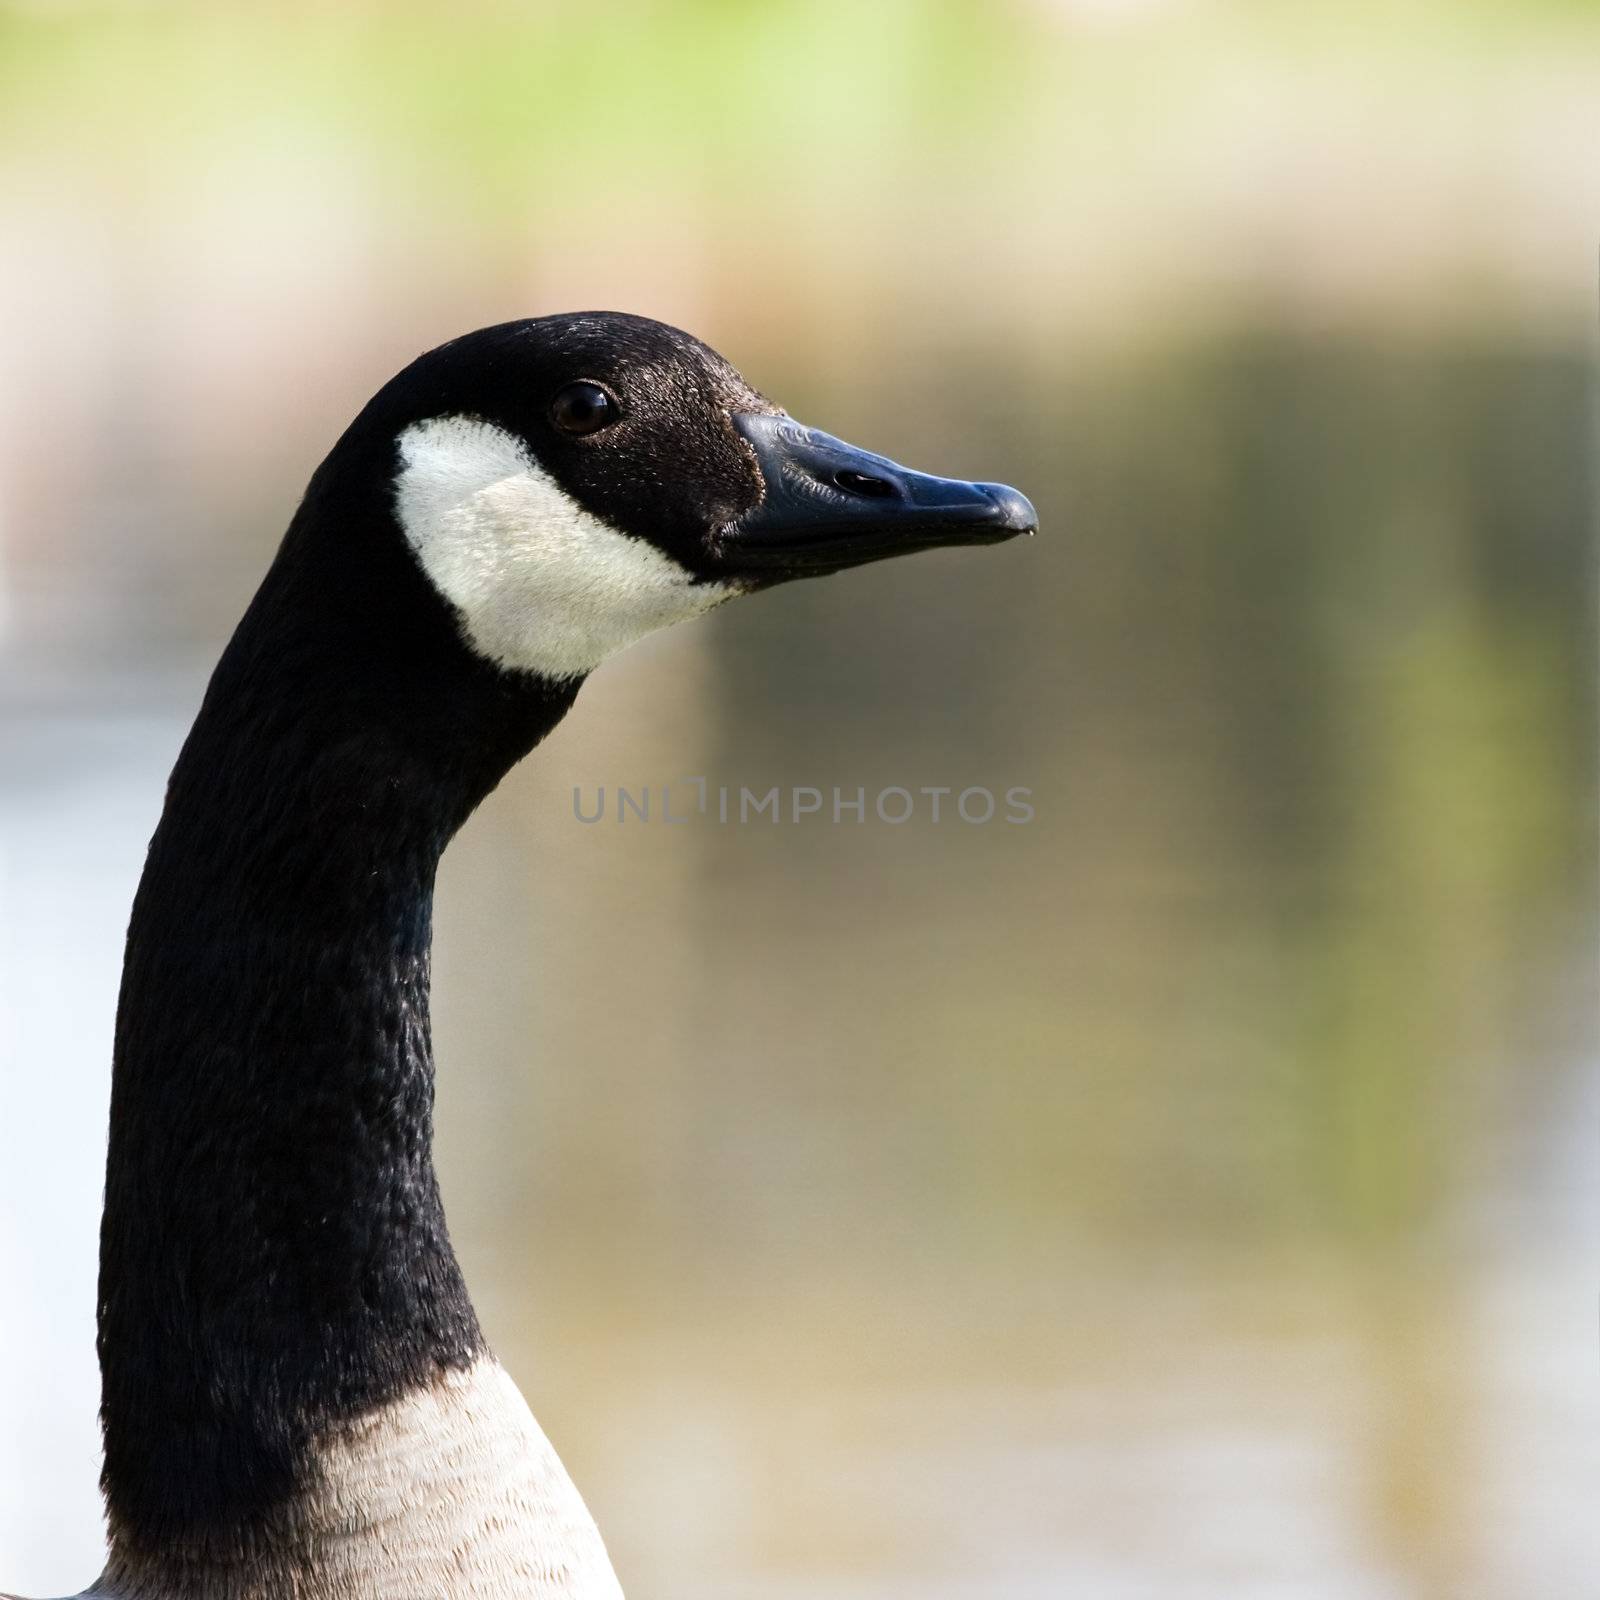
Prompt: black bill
<box><xmin>718</xmin><ymin>413</ymin><xmax>1037</xmax><ymax>576</ymax></box>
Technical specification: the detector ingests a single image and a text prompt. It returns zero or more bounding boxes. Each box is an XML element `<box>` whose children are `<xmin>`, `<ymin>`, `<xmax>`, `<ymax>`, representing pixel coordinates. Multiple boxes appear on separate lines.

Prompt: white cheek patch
<box><xmin>393</xmin><ymin>414</ymin><xmax>738</xmax><ymax>680</ymax></box>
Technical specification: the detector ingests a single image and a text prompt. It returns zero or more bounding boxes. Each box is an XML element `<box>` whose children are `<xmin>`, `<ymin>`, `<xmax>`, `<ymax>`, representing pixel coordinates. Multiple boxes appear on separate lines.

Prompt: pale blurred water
<box><xmin>1</xmin><ymin>697</ymin><xmax>1595</xmax><ymax>1596</ymax></box>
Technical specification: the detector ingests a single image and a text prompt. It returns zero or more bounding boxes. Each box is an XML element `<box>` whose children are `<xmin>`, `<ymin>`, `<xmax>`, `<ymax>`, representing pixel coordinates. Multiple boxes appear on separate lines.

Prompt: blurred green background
<box><xmin>0</xmin><ymin>2</ymin><xmax>1595</xmax><ymax>1595</ymax></box>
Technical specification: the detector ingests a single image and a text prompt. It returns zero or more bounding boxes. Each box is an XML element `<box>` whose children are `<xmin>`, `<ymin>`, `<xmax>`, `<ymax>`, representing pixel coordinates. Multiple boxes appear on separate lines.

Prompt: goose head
<box><xmin>331</xmin><ymin>311</ymin><xmax>1035</xmax><ymax>683</ymax></box>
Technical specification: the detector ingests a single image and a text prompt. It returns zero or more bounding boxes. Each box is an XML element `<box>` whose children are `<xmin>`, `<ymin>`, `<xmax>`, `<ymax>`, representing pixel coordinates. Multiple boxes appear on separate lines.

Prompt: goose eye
<box><xmin>550</xmin><ymin>381</ymin><xmax>618</xmax><ymax>437</ymax></box>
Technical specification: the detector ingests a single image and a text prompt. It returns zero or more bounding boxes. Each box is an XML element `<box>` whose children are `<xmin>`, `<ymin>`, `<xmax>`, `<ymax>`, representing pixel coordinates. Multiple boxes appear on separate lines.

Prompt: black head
<box><xmin>314</xmin><ymin>312</ymin><xmax>1035</xmax><ymax>681</ymax></box>
<box><xmin>360</xmin><ymin>313</ymin><xmax>776</xmax><ymax>579</ymax></box>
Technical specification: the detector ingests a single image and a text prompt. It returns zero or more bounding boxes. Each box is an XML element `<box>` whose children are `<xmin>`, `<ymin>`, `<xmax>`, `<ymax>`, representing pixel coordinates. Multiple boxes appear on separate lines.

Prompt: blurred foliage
<box><xmin>683</xmin><ymin>329</ymin><xmax>1594</xmax><ymax>1276</ymax></box>
<box><xmin>4</xmin><ymin>0</ymin><xmax>1596</xmax><ymax>392</ymax></box>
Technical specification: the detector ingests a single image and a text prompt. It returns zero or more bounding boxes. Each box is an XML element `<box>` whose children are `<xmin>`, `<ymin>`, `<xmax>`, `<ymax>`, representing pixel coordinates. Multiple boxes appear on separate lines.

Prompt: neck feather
<box><xmin>97</xmin><ymin>500</ymin><xmax>580</xmax><ymax>1546</ymax></box>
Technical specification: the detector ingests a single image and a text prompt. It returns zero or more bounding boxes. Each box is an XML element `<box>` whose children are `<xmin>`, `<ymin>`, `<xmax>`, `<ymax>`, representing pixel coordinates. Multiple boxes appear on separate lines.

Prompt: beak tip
<box><xmin>978</xmin><ymin>483</ymin><xmax>1040</xmax><ymax>537</ymax></box>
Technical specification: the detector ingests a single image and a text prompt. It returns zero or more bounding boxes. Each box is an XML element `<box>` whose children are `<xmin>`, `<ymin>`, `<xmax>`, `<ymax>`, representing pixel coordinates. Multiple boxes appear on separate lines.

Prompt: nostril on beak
<box><xmin>833</xmin><ymin>469</ymin><xmax>897</xmax><ymax>500</ymax></box>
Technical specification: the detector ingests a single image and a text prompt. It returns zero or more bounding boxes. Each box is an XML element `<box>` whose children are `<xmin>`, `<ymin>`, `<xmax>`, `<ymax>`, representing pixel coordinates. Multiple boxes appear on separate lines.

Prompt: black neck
<box><xmin>97</xmin><ymin>486</ymin><xmax>580</xmax><ymax>1543</ymax></box>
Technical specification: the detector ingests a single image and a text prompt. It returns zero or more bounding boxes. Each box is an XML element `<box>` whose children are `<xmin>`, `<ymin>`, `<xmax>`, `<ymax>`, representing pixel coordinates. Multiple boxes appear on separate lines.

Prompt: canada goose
<box><xmin>7</xmin><ymin>312</ymin><xmax>1036</xmax><ymax>1600</ymax></box>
